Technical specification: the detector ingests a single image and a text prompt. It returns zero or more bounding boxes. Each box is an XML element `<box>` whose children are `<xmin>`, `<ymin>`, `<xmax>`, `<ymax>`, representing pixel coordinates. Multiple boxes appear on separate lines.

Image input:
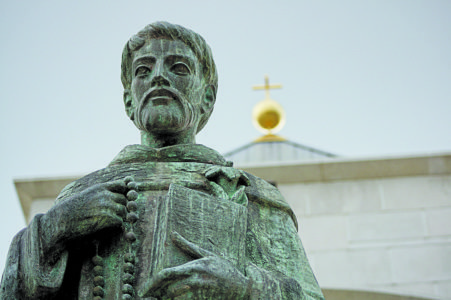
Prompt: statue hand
<box><xmin>140</xmin><ymin>232</ymin><xmax>251</xmax><ymax>300</ymax></box>
<box><xmin>40</xmin><ymin>180</ymin><xmax>128</xmax><ymax>253</ymax></box>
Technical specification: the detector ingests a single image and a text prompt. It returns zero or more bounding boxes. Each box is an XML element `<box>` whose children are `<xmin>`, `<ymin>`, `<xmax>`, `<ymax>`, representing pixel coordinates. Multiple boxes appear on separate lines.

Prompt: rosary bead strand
<box><xmin>122</xmin><ymin>176</ymin><xmax>139</xmax><ymax>300</ymax></box>
<box><xmin>92</xmin><ymin>242</ymin><xmax>105</xmax><ymax>300</ymax></box>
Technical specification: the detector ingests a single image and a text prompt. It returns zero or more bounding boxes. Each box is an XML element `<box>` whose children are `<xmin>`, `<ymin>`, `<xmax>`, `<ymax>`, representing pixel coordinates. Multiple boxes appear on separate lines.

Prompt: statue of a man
<box><xmin>0</xmin><ymin>22</ymin><xmax>324</xmax><ymax>300</ymax></box>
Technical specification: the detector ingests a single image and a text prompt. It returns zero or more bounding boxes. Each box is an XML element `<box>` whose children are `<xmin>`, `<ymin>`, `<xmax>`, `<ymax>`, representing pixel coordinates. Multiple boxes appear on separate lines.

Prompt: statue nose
<box><xmin>151</xmin><ymin>75</ymin><xmax>170</xmax><ymax>87</ymax></box>
<box><xmin>150</xmin><ymin>63</ymin><xmax>170</xmax><ymax>87</ymax></box>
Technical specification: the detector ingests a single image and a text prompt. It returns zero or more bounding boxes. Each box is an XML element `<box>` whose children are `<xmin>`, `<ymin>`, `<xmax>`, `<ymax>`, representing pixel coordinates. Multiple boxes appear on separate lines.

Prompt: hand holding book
<box><xmin>140</xmin><ymin>231</ymin><xmax>251</xmax><ymax>299</ymax></box>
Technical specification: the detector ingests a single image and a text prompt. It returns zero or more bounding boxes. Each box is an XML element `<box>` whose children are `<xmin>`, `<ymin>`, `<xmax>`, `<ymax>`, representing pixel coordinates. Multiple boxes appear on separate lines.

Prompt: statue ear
<box><xmin>123</xmin><ymin>89</ymin><xmax>135</xmax><ymax>120</ymax></box>
<box><xmin>200</xmin><ymin>85</ymin><xmax>216</xmax><ymax>115</ymax></box>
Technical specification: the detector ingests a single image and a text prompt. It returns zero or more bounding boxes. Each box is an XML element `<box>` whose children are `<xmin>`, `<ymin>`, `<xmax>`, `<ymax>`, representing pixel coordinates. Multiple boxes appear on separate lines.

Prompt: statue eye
<box><xmin>135</xmin><ymin>66</ymin><xmax>151</xmax><ymax>77</ymax></box>
<box><xmin>171</xmin><ymin>63</ymin><xmax>190</xmax><ymax>75</ymax></box>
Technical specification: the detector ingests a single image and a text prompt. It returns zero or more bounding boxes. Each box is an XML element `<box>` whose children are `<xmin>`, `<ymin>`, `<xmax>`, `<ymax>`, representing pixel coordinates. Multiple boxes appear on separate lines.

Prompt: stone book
<box><xmin>149</xmin><ymin>184</ymin><xmax>248</xmax><ymax>277</ymax></box>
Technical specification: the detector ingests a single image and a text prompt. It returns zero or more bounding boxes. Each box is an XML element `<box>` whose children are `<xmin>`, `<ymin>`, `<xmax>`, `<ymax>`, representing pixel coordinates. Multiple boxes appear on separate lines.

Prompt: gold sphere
<box><xmin>252</xmin><ymin>98</ymin><xmax>286</xmax><ymax>134</ymax></box>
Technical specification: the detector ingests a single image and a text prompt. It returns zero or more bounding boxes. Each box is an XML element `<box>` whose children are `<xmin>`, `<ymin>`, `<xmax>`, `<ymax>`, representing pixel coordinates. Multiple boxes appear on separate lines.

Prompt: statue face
<box><xmin>130</xmin><ymin>39</ymin><xmax>205</xmax><ymax>134</ymax></box>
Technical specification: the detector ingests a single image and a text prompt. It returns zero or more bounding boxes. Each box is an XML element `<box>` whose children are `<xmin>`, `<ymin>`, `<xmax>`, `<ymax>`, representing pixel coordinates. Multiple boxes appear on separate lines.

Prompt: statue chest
<box><xmin>75</xmin><ymin>162</ymin><xmax>247</xmax><ymax>300</ymax></box>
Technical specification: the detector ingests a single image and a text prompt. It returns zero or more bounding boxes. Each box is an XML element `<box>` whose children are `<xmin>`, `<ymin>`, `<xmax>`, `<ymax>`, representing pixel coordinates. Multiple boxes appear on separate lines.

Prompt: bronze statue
<box><xmin>0</xmin><ymin>22</ymin><xmax>324</xmax><ymax>300</ymax></box>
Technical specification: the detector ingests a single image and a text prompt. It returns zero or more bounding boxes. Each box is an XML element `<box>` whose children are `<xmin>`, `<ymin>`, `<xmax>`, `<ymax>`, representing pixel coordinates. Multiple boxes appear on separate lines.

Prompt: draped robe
<box><xmin>0</xmin><ymin>144</ymin><xmax>324</xmax><ymax>300</ymax></box>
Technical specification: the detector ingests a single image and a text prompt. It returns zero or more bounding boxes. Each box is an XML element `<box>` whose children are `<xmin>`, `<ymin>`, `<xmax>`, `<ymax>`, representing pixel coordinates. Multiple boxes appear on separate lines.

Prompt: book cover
<box><xmin>149</xmin><ymin>184</ymin><xmax>248</xmax><ymax>276</ymax></box>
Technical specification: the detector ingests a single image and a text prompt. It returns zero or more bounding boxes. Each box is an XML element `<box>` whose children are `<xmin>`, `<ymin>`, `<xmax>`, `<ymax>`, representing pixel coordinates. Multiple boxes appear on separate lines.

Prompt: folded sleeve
<box><xmin>245</xmin><ymin>174</ymin><xmax>324</xmax><ymax>300</ymax></box>
<box><xmin>0</xmin><ymin>214</ymin><xmax>68</xmax><ymax>299</ymax></box>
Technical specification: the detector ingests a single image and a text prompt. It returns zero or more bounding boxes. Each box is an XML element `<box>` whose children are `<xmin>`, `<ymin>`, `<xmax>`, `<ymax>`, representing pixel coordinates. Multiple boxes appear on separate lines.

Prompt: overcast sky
<box><xmin>1</xmin><ymin>0</ymin><xmax>450</xmax><ymax>272</ymax></box>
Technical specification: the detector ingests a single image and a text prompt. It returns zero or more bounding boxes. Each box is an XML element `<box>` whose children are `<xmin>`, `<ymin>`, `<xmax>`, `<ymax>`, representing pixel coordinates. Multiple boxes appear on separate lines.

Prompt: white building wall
<box><xmin>278</xmin><ymin>174</ymin><xmax>451</xmax><ymax>299</ymax></box>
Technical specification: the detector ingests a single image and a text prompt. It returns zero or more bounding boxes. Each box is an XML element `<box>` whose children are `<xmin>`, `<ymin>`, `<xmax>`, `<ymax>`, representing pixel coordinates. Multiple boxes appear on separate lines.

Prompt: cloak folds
<box><xmin>0</xmin><ymin>144</ymin><xmax>324</xmax><ymax>300</ymax></box>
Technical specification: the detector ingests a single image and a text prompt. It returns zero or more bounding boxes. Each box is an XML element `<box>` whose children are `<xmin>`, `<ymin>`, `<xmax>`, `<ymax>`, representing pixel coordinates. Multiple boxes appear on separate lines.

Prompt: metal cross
<box><xmin>252</xmin><ymin>75</ymin><xmax>282</xmax><ymax>99</ymax></box>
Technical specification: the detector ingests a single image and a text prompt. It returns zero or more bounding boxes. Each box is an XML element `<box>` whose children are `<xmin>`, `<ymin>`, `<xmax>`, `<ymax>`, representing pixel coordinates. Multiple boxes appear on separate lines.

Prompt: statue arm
<box><xmin>244</xmin><ymin>175</ymin><xmax>325</xmax><ymax>300</ymax></box>
<box><xmin>0</xmin><ymin>176</ymin><xmax>129</xmax><ymax>299</ymax></box>
<box><xmin>0</xmin><ymin>214</ymin><xmax>68</xmax><ymax>299</ymax></box>
<box><xmin>245</xmin><ymin>202</ymin><xmax>324</xmax><ymax>299</ymax></box>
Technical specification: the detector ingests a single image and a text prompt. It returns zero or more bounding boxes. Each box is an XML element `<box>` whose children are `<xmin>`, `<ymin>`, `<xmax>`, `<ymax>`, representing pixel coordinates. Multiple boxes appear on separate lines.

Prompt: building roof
<box><xmin>224</xmin><ymin>136</ymin><xmax>337</xmax><ymax>166</ymax></box>
<box><xmin>231</xmin><ymin>76</ymin><xmax>337</xmax><ymax>166</ymax></box>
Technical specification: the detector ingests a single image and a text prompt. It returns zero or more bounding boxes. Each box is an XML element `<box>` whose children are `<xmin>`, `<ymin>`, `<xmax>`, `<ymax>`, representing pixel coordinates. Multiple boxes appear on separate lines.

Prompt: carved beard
<box><xmin>134</xmin><ymin>93</ymin><xmax>198</xmax><ymax>134</ymax></box>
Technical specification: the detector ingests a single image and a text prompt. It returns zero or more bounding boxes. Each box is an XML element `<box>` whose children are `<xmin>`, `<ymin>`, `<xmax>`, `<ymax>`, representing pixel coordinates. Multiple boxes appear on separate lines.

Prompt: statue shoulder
<box><xmin>244</xmin><ymin>172</ymin><xmax>298</xmax><ymax>230</ymax></box>
<box><xmin>54</xmin><ymin>165</ymin><xmax>127</xmax><ymax>204</ymax></box>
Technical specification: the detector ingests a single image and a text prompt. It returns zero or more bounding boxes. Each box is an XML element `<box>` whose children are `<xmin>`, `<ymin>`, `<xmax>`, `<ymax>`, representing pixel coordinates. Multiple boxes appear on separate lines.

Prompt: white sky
<box><xmin>0</xmin><ymin>0</ymin><xmax>450</xmax><ymax>272</ymax></box>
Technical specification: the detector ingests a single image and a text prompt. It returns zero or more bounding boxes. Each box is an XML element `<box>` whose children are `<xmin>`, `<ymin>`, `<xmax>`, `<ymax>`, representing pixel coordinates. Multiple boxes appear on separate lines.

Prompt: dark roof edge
<box><xmin>224</xmin><ymin>139</ymin><xmax>337</xmax><ymax>158</ymax></box>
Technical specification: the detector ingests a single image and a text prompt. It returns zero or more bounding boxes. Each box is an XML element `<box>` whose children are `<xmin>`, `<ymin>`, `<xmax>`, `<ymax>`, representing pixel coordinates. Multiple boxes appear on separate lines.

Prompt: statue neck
<box><xmin>140</xmin><ymin>130</ymin><xmax>196</xmax><ymax>148</ymax></box>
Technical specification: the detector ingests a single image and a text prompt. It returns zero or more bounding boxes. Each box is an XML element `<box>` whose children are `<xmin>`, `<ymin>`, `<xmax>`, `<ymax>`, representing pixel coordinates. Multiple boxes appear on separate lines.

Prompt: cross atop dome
<box><xmin>251</xmin><ymin>75</ymin><xmax>286</xmax><ymax>140</ymax></box>
<box><xmin>225</xmin><ymin>75</ymin><xmax>336</xmax><ymax>164</ymax></box>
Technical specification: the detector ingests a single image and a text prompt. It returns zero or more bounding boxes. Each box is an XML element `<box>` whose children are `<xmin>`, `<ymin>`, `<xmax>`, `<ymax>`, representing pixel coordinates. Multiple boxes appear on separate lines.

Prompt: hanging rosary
<box><xmin>91</xmin><ymin>176</ymin><xmax>140</xmax><ymax>300</ymax></box>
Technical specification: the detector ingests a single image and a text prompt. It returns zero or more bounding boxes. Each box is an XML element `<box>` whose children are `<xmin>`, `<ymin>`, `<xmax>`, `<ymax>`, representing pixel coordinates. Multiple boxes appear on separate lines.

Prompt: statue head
<box><xmin>121</xmin><ymin>22</ymin><xmax>218</xmax><ymax>146</ymax></box>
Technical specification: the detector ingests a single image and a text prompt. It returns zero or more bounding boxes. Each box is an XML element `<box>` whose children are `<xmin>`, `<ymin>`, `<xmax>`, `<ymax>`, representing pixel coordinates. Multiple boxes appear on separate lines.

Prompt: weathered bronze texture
<box><xmin>0</xmin><ymin>22</ymin><xmax>324</xmax><ymax>299</ymax></box>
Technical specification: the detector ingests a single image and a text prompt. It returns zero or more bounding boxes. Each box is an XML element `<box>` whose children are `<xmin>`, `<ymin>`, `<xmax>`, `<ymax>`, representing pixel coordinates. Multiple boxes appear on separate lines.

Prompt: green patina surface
<box><xmin>0</xmin><ymin>22</ymin><xmax>324</xmax><ymax>299</ymax></box>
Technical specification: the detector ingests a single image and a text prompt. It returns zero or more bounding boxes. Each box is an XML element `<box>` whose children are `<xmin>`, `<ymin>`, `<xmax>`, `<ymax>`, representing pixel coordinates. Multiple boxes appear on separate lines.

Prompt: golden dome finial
<box><xmin>252</xmin><ymin>75</ymin><xmax>286</xmax><ymax>140</ymax></box>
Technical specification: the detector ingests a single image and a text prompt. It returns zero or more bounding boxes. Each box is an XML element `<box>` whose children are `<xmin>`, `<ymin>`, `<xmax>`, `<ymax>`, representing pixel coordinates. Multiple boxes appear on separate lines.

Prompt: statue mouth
<box><xmin>147</xmin><ymin>89</ymin><xmax>177</xmax><ymax>105</ymax></box>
